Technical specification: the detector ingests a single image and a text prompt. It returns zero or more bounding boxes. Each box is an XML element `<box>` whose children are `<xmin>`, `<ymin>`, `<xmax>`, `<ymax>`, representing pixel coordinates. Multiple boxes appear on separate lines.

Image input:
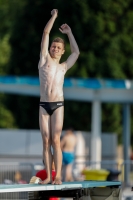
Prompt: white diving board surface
<box><xmin>0</xmin><ymin>181</ymin><xmax>121</xmax><ymax>193</ymax></box>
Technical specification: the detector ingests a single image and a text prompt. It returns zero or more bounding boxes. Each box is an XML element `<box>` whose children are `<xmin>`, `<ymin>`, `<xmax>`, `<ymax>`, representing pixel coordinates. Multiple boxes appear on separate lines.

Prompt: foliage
<box><xmin>0</xmin><ymin>94</ymin><xmax>17</xmax><ymax>128</ymax></box>
<box><xmin>0</xmin><ymin>34</ymin><xmax>10</xmax><ymax>74</ymax></box>
<box><xmin>0</xmin><ymin>0</ymin><xmax>26</xmax><ymax>127</ymax></box>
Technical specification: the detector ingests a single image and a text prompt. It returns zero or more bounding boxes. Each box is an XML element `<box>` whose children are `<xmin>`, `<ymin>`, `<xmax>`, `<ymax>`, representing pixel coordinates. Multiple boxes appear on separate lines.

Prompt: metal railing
<box><xmin>0</xmin><ymin>162</ymin><xmax>35</xmax><ymax>200</ymax></box>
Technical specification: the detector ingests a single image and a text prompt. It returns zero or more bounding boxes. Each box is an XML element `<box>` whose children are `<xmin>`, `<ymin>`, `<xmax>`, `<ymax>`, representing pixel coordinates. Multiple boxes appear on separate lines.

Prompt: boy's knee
<box><xmin>52</xmin><ymin>136</ymin><xmax>60</xmax><ymax>148</ymax></box>
<box><xmin>43</xmin><ymin>137</ymin><xmax>51</xmax><ymax>149</ymax></box>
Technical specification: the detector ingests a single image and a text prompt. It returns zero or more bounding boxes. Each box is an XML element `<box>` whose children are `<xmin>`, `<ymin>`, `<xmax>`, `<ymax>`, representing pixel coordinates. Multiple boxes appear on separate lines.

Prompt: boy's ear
<box><xmin>62</xmin><ymin>50</ymin><xmax>65</xmax><ymax>55</ymax></box>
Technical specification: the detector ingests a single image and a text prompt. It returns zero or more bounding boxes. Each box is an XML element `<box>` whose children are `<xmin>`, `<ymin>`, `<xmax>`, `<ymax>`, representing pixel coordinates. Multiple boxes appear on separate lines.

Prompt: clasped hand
<box><xmin>59</xmin><ymin>24</ymin><xmax>71</xmax><ymax>34</ymax></box>
<box><xmin>51</xmin><ymin>9</ymin><xmax>71</xmax><ymax>34</ymax></box>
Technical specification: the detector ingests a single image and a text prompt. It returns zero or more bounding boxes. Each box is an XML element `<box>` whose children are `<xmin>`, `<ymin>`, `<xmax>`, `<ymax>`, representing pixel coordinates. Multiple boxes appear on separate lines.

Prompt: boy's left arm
<box><xmin>59</xmin><ymin>24</ymin><xmax>80</xmax><ymax>70</ymax></box>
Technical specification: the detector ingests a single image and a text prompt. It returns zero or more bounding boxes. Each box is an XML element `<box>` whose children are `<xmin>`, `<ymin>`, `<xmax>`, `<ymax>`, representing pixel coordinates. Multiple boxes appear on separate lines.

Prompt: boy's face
<box><xmin>50</xmin><ymin>42</ymin><xmax>65</xmax><ymax>58</ymax></box>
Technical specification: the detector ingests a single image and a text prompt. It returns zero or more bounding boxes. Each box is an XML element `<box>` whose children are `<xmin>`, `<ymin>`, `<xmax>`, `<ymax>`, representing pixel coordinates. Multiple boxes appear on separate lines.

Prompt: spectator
<box><xmin>61</xmin><ymin>128</ymin><xmax>76</xmax><ymax>181</ymax></box>
<box><xmin>14</xmin><ymin>171</ymin><xmax>27</xmax><ymax>184</ymax></box>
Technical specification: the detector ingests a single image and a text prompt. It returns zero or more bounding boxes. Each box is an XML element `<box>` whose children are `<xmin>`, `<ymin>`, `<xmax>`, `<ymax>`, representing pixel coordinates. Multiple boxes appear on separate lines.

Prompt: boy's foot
<box><xmin>52</xmin><ymin>178</ymin><xmax>62</xmax><ymax>185</ymax></box>
<box><xmin>39</xmin><ymin>178</ymin><xmax>51</xmax><ymax>184</ymax></box>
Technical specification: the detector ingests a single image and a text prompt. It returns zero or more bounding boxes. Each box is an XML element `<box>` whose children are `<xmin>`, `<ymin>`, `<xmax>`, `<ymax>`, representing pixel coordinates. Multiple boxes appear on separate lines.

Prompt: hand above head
<box><xmin>59</xmin><ymin>24</ymin><xmax>71</xmax><ymax>34</ymax></box>
<box><xmin>51</xmin><ymin>9</ymin><xmax>58</xmax><ymax>17</ymax></box>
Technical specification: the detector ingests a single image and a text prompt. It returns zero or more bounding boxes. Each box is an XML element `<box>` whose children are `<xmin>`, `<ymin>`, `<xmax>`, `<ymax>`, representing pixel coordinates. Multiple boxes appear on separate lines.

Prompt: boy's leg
<box><xmin>39</xmin><ymin>106</ymin><xmax>53</xmax><ymax>184</ymax></box>
<box><xmin>65</xmin><ymin>164</ymin><xmax>73</xmax><ymax>181</ymax></box>
<box><xmin>51</xmin><ymin>106</ymin><xmax>64</xmax><ymax>184</ymax></box>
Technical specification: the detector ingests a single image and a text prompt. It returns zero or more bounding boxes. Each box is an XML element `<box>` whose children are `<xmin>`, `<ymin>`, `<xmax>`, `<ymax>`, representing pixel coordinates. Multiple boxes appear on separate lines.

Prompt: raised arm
<box><xmin>40</xmin><ymin>9</ymin><xmax>58</xmax><ymax>58</ymax></box>
<box><xmin>59</xmin><ymin>24</ymin><xmax>80</xmax><ymax>70</ymax></box>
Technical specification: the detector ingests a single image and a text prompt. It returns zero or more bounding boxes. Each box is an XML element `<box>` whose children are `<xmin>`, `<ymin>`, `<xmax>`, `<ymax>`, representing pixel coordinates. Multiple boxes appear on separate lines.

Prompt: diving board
<box><xmin>0</xmin><ymin>181</ymin><xmax>122</xmax><ymax>200</ymax></box>
<box><xmin>0</xmin><ymin>181</ymin><xmax>121</xmax><ymax>193</ymax></box>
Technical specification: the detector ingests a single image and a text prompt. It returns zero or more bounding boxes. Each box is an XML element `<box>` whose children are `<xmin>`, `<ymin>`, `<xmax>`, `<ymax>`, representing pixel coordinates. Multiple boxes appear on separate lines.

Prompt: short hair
<box><xmin>52</xmin><ymin>37</ymin><xmax>65</xmax><ymax>49</ymax></box>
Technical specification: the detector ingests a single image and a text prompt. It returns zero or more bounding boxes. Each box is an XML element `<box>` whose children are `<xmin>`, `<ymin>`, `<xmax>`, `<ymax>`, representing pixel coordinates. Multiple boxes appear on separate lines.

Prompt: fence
<box><xmin>0</xmin><ymin>162</ymin><xmax>38</xmax><ymax>200</ymax></box>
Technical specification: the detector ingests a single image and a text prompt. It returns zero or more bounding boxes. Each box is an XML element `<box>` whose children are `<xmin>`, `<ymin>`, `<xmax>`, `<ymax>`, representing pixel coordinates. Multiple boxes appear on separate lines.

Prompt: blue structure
<box><xmin>0</xmin><ymin>75</ymin><xmax>131</xmax><ymax>89</ymax></box>
<box><xmin>0</xmin><ymin>76</ymin><xmax>132</xmax><ymax>186</ymax></box>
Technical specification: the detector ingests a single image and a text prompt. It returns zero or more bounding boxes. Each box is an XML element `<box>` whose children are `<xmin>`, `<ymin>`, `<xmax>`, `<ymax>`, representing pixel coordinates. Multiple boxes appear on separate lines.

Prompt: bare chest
<box><xmin>39</xmin><ymin>63</ymin><xmax>66</xmax><ymax>81</ymax></box>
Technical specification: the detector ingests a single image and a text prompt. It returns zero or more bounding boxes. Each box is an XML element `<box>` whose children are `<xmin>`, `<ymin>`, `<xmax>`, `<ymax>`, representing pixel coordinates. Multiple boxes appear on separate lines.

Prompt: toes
<box><xmin>53</xmin><ymin>179</ymin><xmax>62</xmax><ymax>185</ymax></box>
<box><xmin>57</xmin><ymin>180</ymin><xmax>62</xmax><ymax>185</ymax></box>
<box><xmin>39</xmin><ymin>179</ymin><xmax>51</xmax><ymax>184</ymax></box>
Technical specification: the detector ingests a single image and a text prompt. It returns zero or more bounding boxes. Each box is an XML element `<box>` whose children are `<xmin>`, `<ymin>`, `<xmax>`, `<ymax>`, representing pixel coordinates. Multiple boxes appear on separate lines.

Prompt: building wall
<box><xmin>0</xmin><ymin>129</ymin><xmax>117</xmax><ymax>164</ymax></box>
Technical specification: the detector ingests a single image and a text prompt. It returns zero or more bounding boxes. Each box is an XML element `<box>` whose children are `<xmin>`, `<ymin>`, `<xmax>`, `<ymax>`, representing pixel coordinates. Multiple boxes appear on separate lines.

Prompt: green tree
<box><xmin>0</xmin><ymin>0</ymin><xmax>26</xmax><ymax>128</ymax></box>
<box><xmin>0</xmin><ymin>94</ymin><xmax>16</xmax><ymax>128</ymax></box>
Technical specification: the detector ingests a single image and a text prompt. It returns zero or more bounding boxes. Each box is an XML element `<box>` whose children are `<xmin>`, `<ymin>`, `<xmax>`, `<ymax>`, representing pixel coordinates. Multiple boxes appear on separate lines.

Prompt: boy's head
<box><xmin>50</xmin><ymin>37</ymin><xmax>65</xmax><ymax>58</ymax></box>
<box><xmin>52</xmin><ymin>37</ymin><xmax>65</xmax><ymax>49</ymax></box>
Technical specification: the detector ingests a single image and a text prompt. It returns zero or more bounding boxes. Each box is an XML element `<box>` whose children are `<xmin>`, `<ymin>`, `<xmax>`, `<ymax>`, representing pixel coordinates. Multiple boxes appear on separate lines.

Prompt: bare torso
<box><xmin>62</xmin><ymin>134</ymin><xmax>77</xmax><ymax>152</ymax></box>
<box><xmin>38</xmin><ymin>54</ymin><xmax>66</xmax><ymax>102</ymax></box>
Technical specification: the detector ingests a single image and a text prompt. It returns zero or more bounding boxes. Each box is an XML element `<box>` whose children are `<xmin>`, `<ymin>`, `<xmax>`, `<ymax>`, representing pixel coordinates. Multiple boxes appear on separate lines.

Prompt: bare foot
<box><xmin>52</xmin><ymin>178</ymin><xmax>62</xmax><ymax>185</ymax></box>
<box><xmin>39</xmin><ymin>178</ymin><xmax>51</xmax><ymax>184</ymax></box>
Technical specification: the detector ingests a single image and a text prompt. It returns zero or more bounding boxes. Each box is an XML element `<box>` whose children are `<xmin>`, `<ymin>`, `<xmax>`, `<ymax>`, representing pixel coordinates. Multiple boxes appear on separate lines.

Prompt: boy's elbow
<box><xmin>73</xmin><ymin>51</ymin><xmax>80</xmax><ymax>59</ymax></box>
<box><xmin>76</xmin><ymin>50</ymin><xmax>80</xmax><ymax>57</ymax></box>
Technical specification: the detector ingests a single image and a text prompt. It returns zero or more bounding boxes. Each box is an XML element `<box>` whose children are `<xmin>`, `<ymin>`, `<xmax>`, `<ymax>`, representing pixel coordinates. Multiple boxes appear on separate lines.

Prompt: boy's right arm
<box><xmin>40</xmin><ymin>9</ymin><xmax>58</xmax><ymax>59</ymax></box>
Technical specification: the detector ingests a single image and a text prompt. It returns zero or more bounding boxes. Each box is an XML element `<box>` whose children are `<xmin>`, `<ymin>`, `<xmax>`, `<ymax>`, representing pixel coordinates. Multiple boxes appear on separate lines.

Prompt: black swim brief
<box><xmin>39</xmin><ymin>101</ymin><xmax>64</xmax><ymax>115</ymax></box>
